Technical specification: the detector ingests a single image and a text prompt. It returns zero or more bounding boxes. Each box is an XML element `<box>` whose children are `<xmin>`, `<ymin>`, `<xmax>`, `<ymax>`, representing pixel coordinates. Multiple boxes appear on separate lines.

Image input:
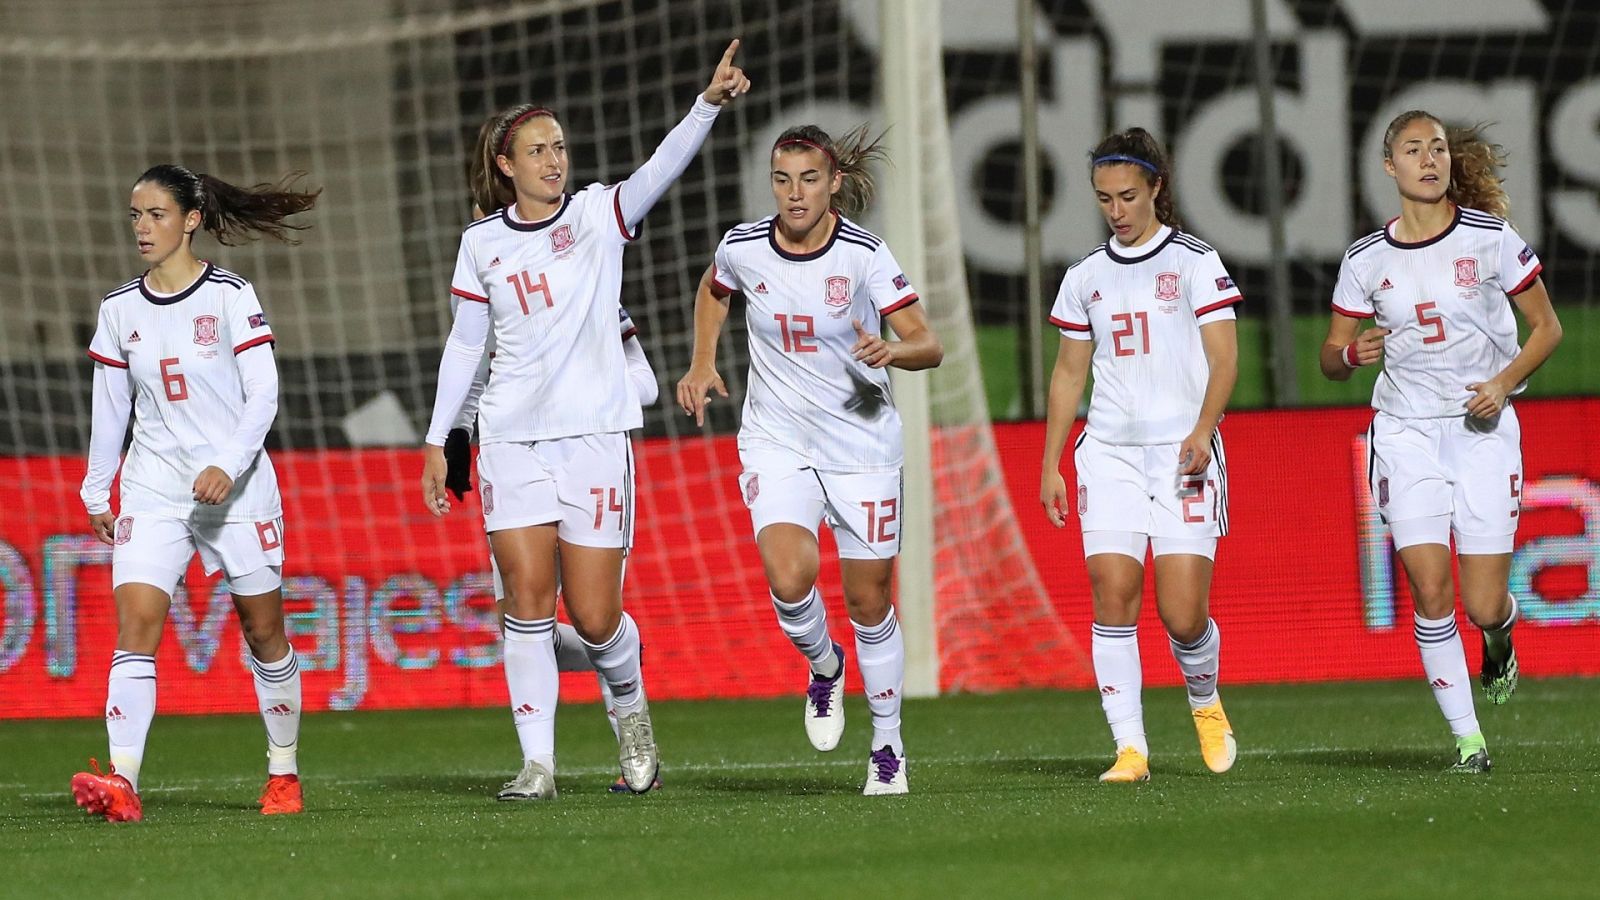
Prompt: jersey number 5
<box><xmin>1111</xmin><ymin>312</ymin><xmax>1151</xmax><ymax>357</ymax></box>
<box><xmin>1414</xmin><ymin>302</ymin><xmax>1446</xmax><ymax>344</ymax></box>
<box><xmin>774</xmin><ymin>314</ymin><xmax>819</xmax><ymax>353</ymax></box>
<box><xmin>160</xmin><ymin>358</ymin><xmax>188</xmax><ymax>402</ymax></box>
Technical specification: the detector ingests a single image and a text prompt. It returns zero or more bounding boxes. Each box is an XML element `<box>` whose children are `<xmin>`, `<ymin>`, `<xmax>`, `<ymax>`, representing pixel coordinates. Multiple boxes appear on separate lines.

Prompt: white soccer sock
<box><xmin>1091</xmin><ymin>623</ymin><xmax>1147</xmax><ymax>757</ymax></box>
<box><xmin>1168</xmin><ymin>618</ymin><xmax>1221</xmax><ymax>710</ymax></box>
<box><xmin>772</xmin><ymin>587</ymin><xmax>840</xmax><ymax>677</ymax></box>
<box><xmin>581</xmin><ymin>612</ymin><xmax>646</xmax><ymax>718</ymax></box>
<box><xmin>106</xmin><ymin>650</ymin><xmax>156</xmax><ymax>792</ymax></box>
<box><xmin>250</xmin><ymin>646</ymin><xmax>302</xmax><ymax>776</ymax></box>
<box><xmin>1482</xmin><ymin>593</ymin><xmax>1519</xmax><ymax>662</ymax></box>
<box><xmin>551</xmin><ymin>622</ymin><xmax>596</xmax><ymax>672</ymax></box>
<box><xmin>503</xmin><ymin>616</ymin><xmax>558</xmax><ymax>770</ymax></box>
<box><xmin>852</xmin><ymin>608</ymin><xmax>905</xmax><ymax>755</ymax></box>
<box><xmin>597</xmin><ymin>673</ymin><xmax>620</xmax><ymax>741</ymax></box>
<box><xmin>1415</xmin><ymin>613</ymin><xmax>1480</xmax><ymax>738</ymax></box>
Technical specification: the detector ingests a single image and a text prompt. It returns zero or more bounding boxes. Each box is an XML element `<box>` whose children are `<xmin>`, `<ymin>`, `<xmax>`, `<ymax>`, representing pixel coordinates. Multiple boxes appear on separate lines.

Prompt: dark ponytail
<box><xmin>773</xmin><ymin>123</ymin><xmax>889</xmax><ymax>218</ymax></box>
<box><xmin>136</xmin><ymin>164</ymin><xmax>320</xmax><ymax>246</ymax></box>
<box><xmin>1088</xmin><ymin>127</ymin><xmax>1178</xmax><ymax>228</ymax></box>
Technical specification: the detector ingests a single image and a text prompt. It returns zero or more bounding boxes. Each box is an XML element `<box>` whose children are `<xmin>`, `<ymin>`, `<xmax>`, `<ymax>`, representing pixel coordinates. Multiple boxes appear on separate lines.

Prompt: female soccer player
<box><xmin>1321</xmin><ymin>111</ymin><xmax>1561</xmax><ymax>773</ymax></box>
<box><xmin>444</xmin><ymin>289</ymin><xmax>662</xmax><ymax>793</ymax></box>
<box><xmin>421</xmin><ymin>41</ymin><xmax>749</xmax><ymax>800</ymax></box>
<box><xmin>1039</xmin><ymin>128</ymin><xmax>1242</xmax><ymax>784</ymax></box>
<box><xmin>72</xmin><ymin>164</ymin><xmax>319</xmax><ymax>821</ymax></box>
<box><xmin>676</xmin><ymin>124</ymin><xmax>944</xmax><ymax>795</ymax></box>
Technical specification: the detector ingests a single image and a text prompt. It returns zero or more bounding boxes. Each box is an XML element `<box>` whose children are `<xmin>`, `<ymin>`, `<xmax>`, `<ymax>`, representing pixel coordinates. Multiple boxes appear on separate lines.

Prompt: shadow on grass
<box><xmin>1270</xmin><ymin>747</ymin><xmax>1444</xmax><ymax>772</ymax></box>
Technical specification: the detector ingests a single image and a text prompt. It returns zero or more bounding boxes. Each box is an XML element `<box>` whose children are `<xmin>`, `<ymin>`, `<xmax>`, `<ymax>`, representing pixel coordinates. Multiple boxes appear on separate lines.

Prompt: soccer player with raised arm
<box><xmin>72</xmin><ymin>165</ymin><xmax>319</xmax><ymax>821</ymax></box>
<box><xmin>445</xmin><ymin>281</ymin><xmax>663</xmax><ymax>793</ymax></box>
<box><xmin>421</xmin><ymin>41</ymin><xmax>749</xmax><ymax>801</ymax></box>
<box><xmin>1039</xmin><ymin>129</ymin><xmax>1242</xmax><ymax>784</ymax></box>
<box><xmin>1321</xmin><ymin>111</ymin><xmax>1561</xmax><ymax>773</ymax></box>
<box><xmin>677</xmin><ymin>125</ymin><xmax>943</xmax><ymax>795</ymax></box>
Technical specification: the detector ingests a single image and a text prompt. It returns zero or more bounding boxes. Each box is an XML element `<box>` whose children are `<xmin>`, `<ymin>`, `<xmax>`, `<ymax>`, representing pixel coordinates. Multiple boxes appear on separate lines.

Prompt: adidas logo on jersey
<box><xmin>127</xmin><ymin>330</ymin><xmax>141</xmax><ymax>343</ymax></box>
<box><xmin>754</xmin><ymin>281</ymin><xmax>769</xmax><ymax>294</ymax></box>
<box><xmin>488</xmin><ymin>256</ymin><xmax>502</xmax><ymax>267</ymax></box>
<box><xmin>1087</xmin><ymin>290</ymin><xmax>1103</xmax><ymax>304</ymax></box>
<box><xmin>1377</xmin><ymin>277</ymin><xmax>1394</xmax><ymax>291</ymax></box>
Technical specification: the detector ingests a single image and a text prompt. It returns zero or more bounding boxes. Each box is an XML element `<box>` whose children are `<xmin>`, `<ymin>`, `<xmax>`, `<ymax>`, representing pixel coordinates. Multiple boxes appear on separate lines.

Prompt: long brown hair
<box><xmin>772</xmin><ymin>124</ymin><xmax>888</xmax><ymax>219</ymax></box>
<box><xmin>136</xmin><ymin>164</ymin><xmax>319</xmax><ymax>246</ymax></box>
<box><xmin>470</xmin><ymin>104</ymin><xmax>558</xmax><ymax>215</ymax></box>
<box><xmin>1088</xmin><ymin>128</ymin><xmax>1178</xmax><ymax>228</ymax></box>
<box><xmin>1382</xmin><ymin>110</ymin><xmax>1511</xmax><ymax>219</ymax></box>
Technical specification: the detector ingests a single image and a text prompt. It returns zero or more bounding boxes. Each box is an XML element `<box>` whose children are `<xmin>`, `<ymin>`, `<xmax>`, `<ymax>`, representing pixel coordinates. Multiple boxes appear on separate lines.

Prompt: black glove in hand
<box><xmin>443</xmin><ymin>427</ymin><xmax>474</xmax><ymax>500</ymax></box>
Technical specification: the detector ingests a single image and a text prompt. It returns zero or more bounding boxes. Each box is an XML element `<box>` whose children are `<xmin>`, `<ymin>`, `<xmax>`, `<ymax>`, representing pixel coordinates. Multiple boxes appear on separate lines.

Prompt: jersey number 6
<box><xmin>160</xmin><ymin>358</ymin><xmax>188</xmax><ymax>402</ymax></box>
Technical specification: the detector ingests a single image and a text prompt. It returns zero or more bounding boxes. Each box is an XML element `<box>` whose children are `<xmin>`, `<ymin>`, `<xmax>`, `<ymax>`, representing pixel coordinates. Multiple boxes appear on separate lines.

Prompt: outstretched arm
<box><xmin>613</xmin><ymin>40</ymin><xmax>750</xmax><ymax>229</ymax></box>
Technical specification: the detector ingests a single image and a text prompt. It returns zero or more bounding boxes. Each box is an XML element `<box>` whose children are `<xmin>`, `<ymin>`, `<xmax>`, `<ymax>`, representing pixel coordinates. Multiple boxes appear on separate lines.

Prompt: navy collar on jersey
<box><xmin>1103</xmin><ymin>224</ymin><xmax>1176</xmax><ymax>265</ymax></box>
<box><xmin>768</xmin><ymin>211</ymin><xmax>840</xmax><ymax>261</ymax></box>
<box><xmin>140</xmin><ymin>261</ymin><xmax>214</xmax><ymax>305</ymax></box>
<box><xmin>1384</xmin><ymin>205</ymin><xmax>1460</xmax><ymax>250</ymax></box>
<box><xmin>501</xmin><ymin>194</ymin><xmax>572</xmax><ymax>233</ymax></box>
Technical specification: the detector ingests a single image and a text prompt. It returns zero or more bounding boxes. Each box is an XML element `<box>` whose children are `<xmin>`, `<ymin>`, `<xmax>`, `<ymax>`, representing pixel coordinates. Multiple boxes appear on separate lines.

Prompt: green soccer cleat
<box><xmin>1448</xmin><ymin>733</ymin><xmax>1491</xmax><ymax>775</ymax></box>
<box><xmin>1480</xmin><ymin>637</ymin><xmax>1519</xmax><ymax>706</ymax></box>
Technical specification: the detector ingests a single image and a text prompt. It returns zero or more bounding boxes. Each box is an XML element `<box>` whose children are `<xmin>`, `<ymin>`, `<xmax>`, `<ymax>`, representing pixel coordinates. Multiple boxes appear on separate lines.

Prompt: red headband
<box><xmin>775</xmin><ymin>138</ymin><xmax>837</xmax><ymax>169</ymax></box>
<box><xmin>500</xmin><ymin>107</ymin><xmax>556</xmax><ymax>156</ymax></box>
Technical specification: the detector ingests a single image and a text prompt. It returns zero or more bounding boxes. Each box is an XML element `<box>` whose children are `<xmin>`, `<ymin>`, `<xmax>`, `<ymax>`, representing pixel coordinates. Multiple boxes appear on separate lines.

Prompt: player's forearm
<box><xmin>425</xmin><ymin>301</ymin><xmax>490</xmax><ymax>446</ymax></box>
<box><xmin>1493</xmin><ymin>317</ymin><xmax>1563</xmax><ymax>393</ymax></box>
<box><xmin>615</xmin><ymin>97</ymin><xmax>721</xmax><ymax>229</ymax></box>
<box><xmin>1319</xmin><ymin>342</ymin><xmax>1357</xmax><ymax>381</ymax></box>
<box><xmin>81</xmin><ymin>364</ymin><xmax>133</xmax><ymax>515</ymax></box>
<box><xmin>1041</xmin><ymin>360</ymin><xmax>1087</xmax><ymax>469</ymax></box>
<box><xmin>1193</xmin><ymin>335</ymin><xmax>1238</xmax><ymax>435</ymax></box>
<box><xmin>689</xmin><ymin>279</ymin><xmax>730</xmax><ymax>370</ymax></box>
<box><xmin>889</xmin><ymin>329</ymin><xmax>944</xmax><ymax>371</ymax></box>
<box><xmin>211</xmin><ymin>345</ymin><xmax>280</xmax><ymax>479</ymax></box>
<box><xmin>624</xmin><ymin>336</ymin><xmax>660</xmax><ymax>406</ymax></box>
<box><xmin>453</xmin><ymin>346</ymin><xmax>491</xmax><ymax>430</ymax></box>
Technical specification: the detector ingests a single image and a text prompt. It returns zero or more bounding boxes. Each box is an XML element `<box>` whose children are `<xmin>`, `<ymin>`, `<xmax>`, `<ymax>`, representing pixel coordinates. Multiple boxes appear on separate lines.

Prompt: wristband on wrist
<box><xmin>1342</xmin><ymin>342</ymin><xmax>1362</xmax><ymax>368</ymax></box>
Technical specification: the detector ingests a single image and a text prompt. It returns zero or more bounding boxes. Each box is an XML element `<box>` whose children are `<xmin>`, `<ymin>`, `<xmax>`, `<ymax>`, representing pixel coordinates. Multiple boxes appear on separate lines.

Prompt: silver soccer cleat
<box><xmin>615</xmin><ymin>701</ymin><xmax>660</xmax><ymax>794</ymax></box>
<box><xmin>497</xmin><ymin>760</ymin><xmax>557</xmax><ymax>801</ymax></box>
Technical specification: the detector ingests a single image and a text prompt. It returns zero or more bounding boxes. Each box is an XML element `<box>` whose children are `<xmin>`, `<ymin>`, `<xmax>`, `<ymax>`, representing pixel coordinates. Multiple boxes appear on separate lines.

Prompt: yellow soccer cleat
<box><xmin>1192</xmin><ymin>700</ymin><xmax>1237</xmax><ymax>773</ymax></box>
<box><xmin>1097</xmin><ymin>746</ymin><xmax>1150</xmax><ymax>783</ymax></box>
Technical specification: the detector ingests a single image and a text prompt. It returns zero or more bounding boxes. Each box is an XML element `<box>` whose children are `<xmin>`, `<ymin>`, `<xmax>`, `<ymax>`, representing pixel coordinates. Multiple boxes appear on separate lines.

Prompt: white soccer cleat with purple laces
<box><xmin>804</xmin><ymin>642</ymin><xmax>847</xmax><ymax>752</ymax></box>
<box><xmin>862</xmin><ymin>746</ymin><xmax>908</xmax><ymax>796</ymax></box>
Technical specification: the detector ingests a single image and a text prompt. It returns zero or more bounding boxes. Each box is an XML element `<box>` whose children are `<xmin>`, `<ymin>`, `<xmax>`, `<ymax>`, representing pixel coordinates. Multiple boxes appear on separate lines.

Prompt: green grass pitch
<box><xmin>3</xmin><ymin>679</ymin><xmax>1597</xmax><ymax>898</ymax></box>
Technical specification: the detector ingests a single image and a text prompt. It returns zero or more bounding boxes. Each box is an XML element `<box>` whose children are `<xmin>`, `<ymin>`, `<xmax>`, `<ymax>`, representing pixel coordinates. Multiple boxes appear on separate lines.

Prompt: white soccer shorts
<box><xmin>111</xmin><ymin>511</ymin><xmax>285</xmax><ymax>596</ymax></box>
<box><xmin>1073</xmin><ymin>431</ymin><xmax>1228</xmax><ymax>560</ymax></box>
<box><xmin>476</xmin><ymin>432</ymin><xmax>634</xmax><ymax>549</ymax></box>
<box><xmin>1367</xmin><ymin>407</ymin><xmax>1522</xmax><ymax>554</ymax></box>
<box><xmin>738</xmin><ymin>445</ymin><xmax>902</xmax><ymax>561</ymax></box>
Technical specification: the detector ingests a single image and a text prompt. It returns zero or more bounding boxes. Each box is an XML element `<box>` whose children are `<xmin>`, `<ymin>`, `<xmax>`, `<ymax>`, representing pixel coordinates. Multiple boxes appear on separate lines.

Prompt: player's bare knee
<box><xmin>1159</xmin><ymin>609</ymin><xmax>1208</xmax><ymax>645</ymax></box>
<box><xmin>569</xmin><ymin>606</ymin><xmax>622</xmax><ymax>644</ymax></box>
<box><xmin>765</xmin><ymin>559</ymin><xmax>819</xmax><ymax>603</ymax></box>
<box><xmin>237</xmin><ymin>613</ymin><xmax>286</xmax><ymax>658</ymax></box>
<box><xmin>842</xmin><ymin>586</ymin><xmax>891</xmax><ymax>626</ymax></box>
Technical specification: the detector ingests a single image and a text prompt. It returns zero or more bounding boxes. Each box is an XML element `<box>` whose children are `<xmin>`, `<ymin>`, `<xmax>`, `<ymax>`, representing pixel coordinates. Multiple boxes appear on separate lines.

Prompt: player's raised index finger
<box><xmin>718</xmin><ymin>38</ymin><xmax>741</xmax><ymax>68</ymax></box>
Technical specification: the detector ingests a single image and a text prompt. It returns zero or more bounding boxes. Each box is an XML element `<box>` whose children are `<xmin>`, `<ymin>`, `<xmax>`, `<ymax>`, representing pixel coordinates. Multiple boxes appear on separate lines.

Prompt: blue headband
<box><xmin>1092</xmin><ymin>154</ymin><xmax>1158</xmax><ymax>174</ymax></box>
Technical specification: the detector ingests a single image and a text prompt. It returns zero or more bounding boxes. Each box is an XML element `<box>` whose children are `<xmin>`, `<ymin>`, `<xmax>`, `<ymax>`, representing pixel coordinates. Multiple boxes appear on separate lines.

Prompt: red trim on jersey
<box><xmin>86</xmin><ymin>349</ymin><xmax>128</xmax><ymax>368</ymax></box>
<box><xmin>1331</xmin><ymin>303</ymin><xmax>1376</xmax><ymax>320</ymax></box>
<box><xmin>620</xmin><ymin>327</ymin><xmax>638</xmax><ymax>342</ymax></box>
<box><xmin>450</xmin><ymin>287</ymin><xmax>489</xmax><ymax>303</ymax></box>
<box><xmin>880</xmin><ymin>293</ymin><xmax>920</xmax><ymax>316</ymax></box>
<box><xmin>1507</xmin><ymin>263</ymin><xmax>1543</xmax><ymax>297</ymax></box>
<box><xmin>234</xmin><ymin>334</ymin><xmax>276</xmax><ymax>355</ymax></box>
<box><xmin>1049</xmin><ymin>316</ymin><xmax>1091</xmax><ymax>332</ymax></box>
<box><xmin>709</xmin><ymin>264</ymin><xmax>736</xmax><ymax>295</ymax></box>
<box><xmin>1194</xmin><ymin>295</ymin><xmax>1242</xmax><ymax>318</ymax></box>
<box><xmin>612</xmin><ymin>188</ymin><xmax>641</xmax><ymax>242</ymax></box>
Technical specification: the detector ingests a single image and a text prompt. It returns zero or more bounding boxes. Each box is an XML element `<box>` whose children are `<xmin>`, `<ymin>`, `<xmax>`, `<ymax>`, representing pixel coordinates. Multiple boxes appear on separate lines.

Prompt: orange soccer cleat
<box><xmin>70</xmin><ymin>758</ymin><xmax>143</xmax><ymax>823</ymax></box>
<box><xmin>259</xmin><ymin>774</ymin><xmax>303</xmax><ymax>815</ymax></box>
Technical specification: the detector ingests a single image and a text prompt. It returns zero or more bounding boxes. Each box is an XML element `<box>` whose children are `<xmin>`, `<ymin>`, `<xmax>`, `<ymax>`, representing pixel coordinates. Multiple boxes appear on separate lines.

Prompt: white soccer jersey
<box><xmin>449</xmin><ymin>182</ymin><xmax>643</xmax><ymax>444</ymax></box>
<box><xmin>1050</xmin><ymin>226</ymin><xmax>1241</xmax><ymax>445</ymax></box>
<box><xmin>712</xmin><ymin>213</ymin><xmax>920</xmax><ymax>473</ymax></box>
<box><xmin>86</xmin><ymin>263</ymin><xmax>282</xmax><ymax>522</ymax></box>
<box><xmin>1332</xmin><ymin>206</ymin><xmax>1543</xmax><ymax>419</ymax></box>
